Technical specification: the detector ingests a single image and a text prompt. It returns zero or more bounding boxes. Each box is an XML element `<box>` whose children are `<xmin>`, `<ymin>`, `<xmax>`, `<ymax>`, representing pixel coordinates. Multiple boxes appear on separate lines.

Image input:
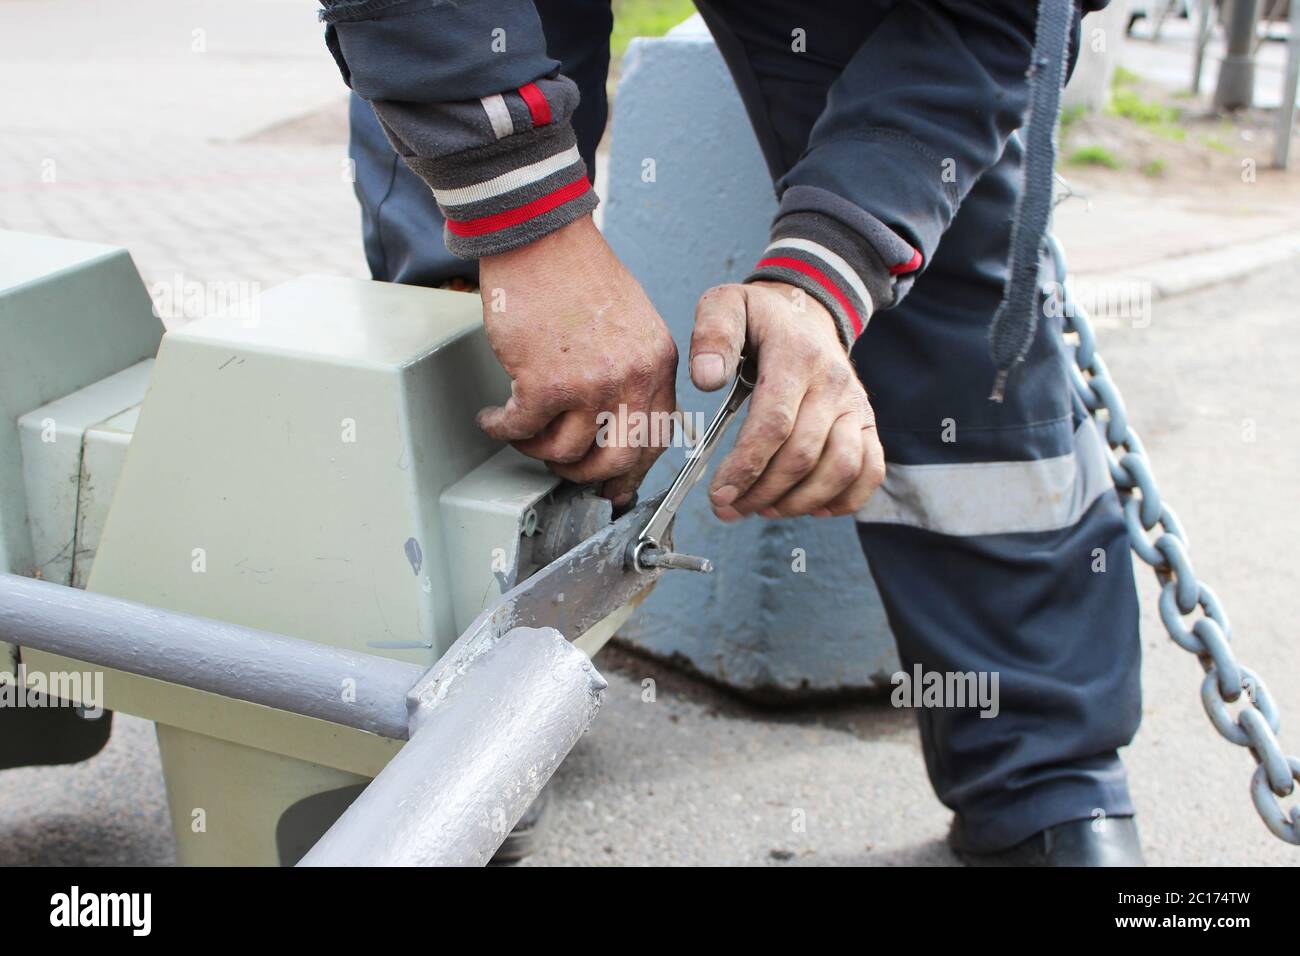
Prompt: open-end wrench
<box><xmin>627</xmin><ymin>356</ymin><xmax>758</xmax><ymax>573</ymax></box>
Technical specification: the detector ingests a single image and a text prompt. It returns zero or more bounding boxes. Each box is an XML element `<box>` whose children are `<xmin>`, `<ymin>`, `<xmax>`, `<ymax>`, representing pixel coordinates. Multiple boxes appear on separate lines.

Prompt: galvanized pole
<box><xmin>1274</xmin><ymin>0</ymin><xmax>1300</xmax><ymax>167</ymax></box>
<box><xmin>0</xmin><ymin>573</ymin><xmax>423</xmax><ymax>739</ymax></box>
<box><xmin>1191</xmin><ymin>0</ymin><xmax>1215</xmax><ymax>95</ymax></box>
<box><xmin>299</xmin><ymin>627</ymin><xmax>606</xmax><ymax>866</ymax></box>
<box><xmin>1215</xmin><ymin>0</ymin><xmax>1262</xmax><ymax>110</ymax></box>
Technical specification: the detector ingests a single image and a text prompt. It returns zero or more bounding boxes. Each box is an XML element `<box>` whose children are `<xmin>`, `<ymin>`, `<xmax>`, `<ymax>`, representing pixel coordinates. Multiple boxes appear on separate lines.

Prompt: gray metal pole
<box><xmin>1215</xmin><ymin>0</ymin><xmax>1262</xmax><ymax>110</ymax></box>
<box><xmin>0</xmin><ymin>573</ymin><xmax>422</xmax><ymax>739</ymax></box>
<box><xmin>1274</xmin><ymin>0</ymin><xmax>1300</xmax><ymax>167</ymax></box>
<box><xmin>1191</xmin><ymin>0</ymin><xmax>1214</xmax><ymax>95</ymax></box>
<box><xmin>299</xmin><ymin>627</ymin><xmax>606</xmax><ymax>866</ymax></box>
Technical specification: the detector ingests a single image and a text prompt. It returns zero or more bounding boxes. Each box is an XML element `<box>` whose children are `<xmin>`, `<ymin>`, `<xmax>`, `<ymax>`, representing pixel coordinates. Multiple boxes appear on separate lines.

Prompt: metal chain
<box><xmin>1046</xmin><ymin>233</ymin><xmax>1300</xmax><ymax>845</ymax></box>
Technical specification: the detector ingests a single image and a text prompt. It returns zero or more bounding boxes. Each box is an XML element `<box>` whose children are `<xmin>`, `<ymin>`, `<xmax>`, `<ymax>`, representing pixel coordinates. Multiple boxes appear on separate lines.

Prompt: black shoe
<box><xmin>953</xmin><ymin>815</ymin><xmax>1145</xmax><ymax>867</ymax></box>
<box><xmin>489</xmin><ymin>788</ymin><xmax>551</xmax><ymax>864</ymax></box>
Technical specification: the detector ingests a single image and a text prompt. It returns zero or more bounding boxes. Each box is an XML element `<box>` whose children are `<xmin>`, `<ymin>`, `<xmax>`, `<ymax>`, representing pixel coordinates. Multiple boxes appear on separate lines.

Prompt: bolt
<box><xmin>638</xmin><ymin>547</ymin><xmax>713</xmax><ymax>573</ymax></box>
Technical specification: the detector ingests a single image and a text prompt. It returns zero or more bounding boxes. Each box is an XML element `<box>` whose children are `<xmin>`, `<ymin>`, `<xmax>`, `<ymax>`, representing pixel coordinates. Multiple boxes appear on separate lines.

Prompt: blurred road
<box><xmin>0</xmin><ymin>0</ymin><xmax>365</xmax><ymax>299</ymax></box>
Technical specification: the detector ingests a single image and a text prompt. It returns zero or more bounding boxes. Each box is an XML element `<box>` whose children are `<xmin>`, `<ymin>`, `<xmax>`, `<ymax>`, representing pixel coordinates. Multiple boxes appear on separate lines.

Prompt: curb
<box><xmin>1075</xmin><ymin>229</ymin><xmax>1300</xmax><ymax>300</ymax></box>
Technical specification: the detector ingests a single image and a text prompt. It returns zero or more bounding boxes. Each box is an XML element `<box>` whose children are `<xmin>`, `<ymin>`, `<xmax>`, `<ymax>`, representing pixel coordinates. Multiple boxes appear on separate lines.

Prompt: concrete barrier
<box><xmin>604</xmin><ymin>20</ymin><xmax>899</xmax><ymax>699</ymax></box>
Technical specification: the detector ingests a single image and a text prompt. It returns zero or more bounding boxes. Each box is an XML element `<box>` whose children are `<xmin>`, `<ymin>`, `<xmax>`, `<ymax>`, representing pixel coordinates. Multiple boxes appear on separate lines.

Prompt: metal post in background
<box><xmin>1215</xmin><ymin>0</ymin><xmax>1262</xmax><ymax>109</ymax></box>
<box><xmin>1191</xmin><ymin>0</ymin><xmax>1217</xmax><ymax>94</ymax></box>
<box><xmin>1274</xmin><ymin>0</ymin><xmax>1300</xmax><ymax>167</ymax></box>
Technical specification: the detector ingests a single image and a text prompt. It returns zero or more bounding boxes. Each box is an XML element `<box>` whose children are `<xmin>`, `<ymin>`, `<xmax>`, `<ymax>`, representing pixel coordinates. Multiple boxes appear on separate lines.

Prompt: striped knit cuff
<box><xmin>410</xmin><ymin>123</ymin><xmax>598</xmax><ymax>260</ymax></box>
<box><xmin>745</xmin><ymin>187</ymin><xmax>923</xmax><ymax>348</ymax></box>
<box><xmin>411</xmin><ymin>123</ymin><xmax>598</xmax><ymax>258</ymax></box>
<box><xmin>395</xmin><ymin>80</ymin><xmax>598</xmax><ymax>258</ymax></box>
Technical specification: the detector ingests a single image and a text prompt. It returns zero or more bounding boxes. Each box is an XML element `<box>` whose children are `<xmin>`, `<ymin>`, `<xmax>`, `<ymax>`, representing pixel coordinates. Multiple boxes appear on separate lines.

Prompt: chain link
<box><xmin>1046</xmin><ymin>233</ymin><xmax>1300</xmax><ymax>845</ymax></box>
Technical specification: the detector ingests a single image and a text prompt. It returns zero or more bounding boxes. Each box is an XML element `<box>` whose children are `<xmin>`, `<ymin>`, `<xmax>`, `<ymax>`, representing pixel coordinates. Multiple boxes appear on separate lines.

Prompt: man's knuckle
<box><xmin>583</xmin><ymin>370</ymin><xmax>618</xmax><ymax>404</ymax></box>
<box><xmin>658</xmin><ymin>336</ymin><xmax>679</xmax><ymax>369</ymax></box>
<box><xmin>550</xmin><ymin>439</ymin><xmax>589</xmax><ymax>464</ymax></box>
<box><xmin>725</xmin><ymin>454</ymin><xmax>764</xmax><ymax>488</ymax></box>
<box><xmin>622</xmin><ymin>359</ymin><xmax>655</xmax><ymax>395</ymax></box>
<box><xmin>760</xmin><ymin>407</ymin><xmax>797</xmax><ymax>443</ymax></box>
<box><xmin>784</xmin><ymin>443</ymin><xmax>819</xmax><ymax>476</ymax></box>
<box><xmin>825</xmin><ymin>362</ymin><xmax>854</xmax><ymax>391</ymax></box>
<box><xmin>830</xmin><ymin>448</ymin><xmax>862</xmax><ymax>485</ymax></box>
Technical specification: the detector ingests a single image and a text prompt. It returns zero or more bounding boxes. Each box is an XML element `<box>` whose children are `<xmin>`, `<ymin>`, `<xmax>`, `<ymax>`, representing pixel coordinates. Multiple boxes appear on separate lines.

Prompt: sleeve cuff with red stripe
<box><xmin>407</xmin><ymin>121</ymin><xmax>598</xmax><ymax>258</ymax></box>
<box><xmin>744</xmin><ymin>185</ymin><xmax>922</xmax><ymax>348</ymax></box>
<box><xmin>370</xmin><ymin>74</ymin><xmax>599</xmax><ymax>258</ymax></box>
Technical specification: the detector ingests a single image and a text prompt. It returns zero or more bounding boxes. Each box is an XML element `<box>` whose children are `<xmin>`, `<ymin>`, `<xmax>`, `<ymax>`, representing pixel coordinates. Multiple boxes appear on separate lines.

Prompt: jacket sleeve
<box><xmin>320</xmin><ymin>0</ymin><xmax>598</xmax><ymax>258</ymax></box>
<box><xmin>746</xmin><ymin>0</ymin><xmax>1070</xmax><ymax>348</ymax></box>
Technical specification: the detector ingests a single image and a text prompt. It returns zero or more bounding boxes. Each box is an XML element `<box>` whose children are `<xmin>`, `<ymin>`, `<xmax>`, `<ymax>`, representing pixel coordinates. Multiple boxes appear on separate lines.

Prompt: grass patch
<box><xmin>1204</xmin><ymin>135</ymin><xmax>1232</xmax><ymax>154</ymax></box>
<box><xmin>1107</xmin><ymin>66</ymin><xmax>1187</xmax><ymax>141</ymax></box>
<box><xmin>1112</xmin><ymin>66</ymin><xmax>1141</xmax><ymax>88</ymax></box>
<box><xmin>1153</xmin><ymin>121</ymin><xmax>1186</xmax><ymax>142</ymax></box>
<box><xmin>1067</xmin><ymin>145</ymin><xmax>1122</xmax><ymax>169</ymax></box>
<box><xmin>1108</xmin><ymin>88</ymin><xmax>1186</xmax><ymax>141</ymax></box>
<box><xmin>611</xmin><ymin>0</ymin><xmax>697</xmax><ymax>62</ymax></box>
<box><xmin>1140</xmin><ymin>158</ymin><xmax>1166</xmax><ymax>177</ymax></box>
<box><xmin>1109</xmin><ymin>88</ymin><xmax>1179</xmax><ymax>125</ymax></box>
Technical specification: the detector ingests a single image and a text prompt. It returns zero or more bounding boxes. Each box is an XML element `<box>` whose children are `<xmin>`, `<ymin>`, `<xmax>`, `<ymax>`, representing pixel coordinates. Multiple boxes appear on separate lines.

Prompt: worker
<box><xmin>317</xmin><ymin>0</ymin><xmax>1143</xmax><ymax>866</ymax></box>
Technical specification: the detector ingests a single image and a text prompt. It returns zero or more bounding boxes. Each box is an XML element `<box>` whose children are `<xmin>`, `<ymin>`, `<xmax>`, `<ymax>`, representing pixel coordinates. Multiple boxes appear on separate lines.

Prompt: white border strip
<box><xmin>432</xmin><ymin>145</ymin><xmax>582</xmax><ymax>208</ymax></box>
<box><xmin>855</xmin><ymin>418</ymin><xmax>1114</xmax><ymax>536</ymax></box>
<box><xmin>480</xmin><ymin>94</ymin><xmax>514</xmax><ymax>140</ymax></box>
<box><xmin>765</xmin><ymin>237</ymin><xmax>873</xmax><ymax>314</ymax></box>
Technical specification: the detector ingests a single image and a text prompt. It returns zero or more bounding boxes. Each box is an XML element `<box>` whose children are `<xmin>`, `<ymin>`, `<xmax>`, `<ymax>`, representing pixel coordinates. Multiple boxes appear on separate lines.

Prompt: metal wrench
<box><xmin>628</xmin><ymin>356</ymin><xmax>758</xmax><ymax>572</ymax></box>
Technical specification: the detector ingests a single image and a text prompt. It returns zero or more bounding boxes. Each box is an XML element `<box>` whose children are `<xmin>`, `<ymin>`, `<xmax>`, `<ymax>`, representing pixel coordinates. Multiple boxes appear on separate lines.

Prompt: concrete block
<box><xmin>603</xmin><ymin>29</ymin><xmax>899</xmax><ymax>698</ymax></box>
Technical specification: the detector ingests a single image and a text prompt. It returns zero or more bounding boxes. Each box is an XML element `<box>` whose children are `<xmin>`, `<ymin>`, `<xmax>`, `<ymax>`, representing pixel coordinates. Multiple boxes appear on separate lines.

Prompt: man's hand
<box><xmin>689</xmin><ymin>281</ymin><xmax>885</xmax><ymax>520</ymax></box>
<box><xmin>476</xmin><ymin>215</ymin><xmax>678</xmax><ymax>507</ymax></box>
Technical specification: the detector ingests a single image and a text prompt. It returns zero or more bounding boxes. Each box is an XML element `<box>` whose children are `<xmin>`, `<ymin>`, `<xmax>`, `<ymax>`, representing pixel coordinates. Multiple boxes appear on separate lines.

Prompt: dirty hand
<box><xmin>689</xmin><ymin>281</ymin><xmax>885</xmax><ymax>520</ymax></box>
<box><xmin>476</xmin><ymin>214</ymin><xmax>679</xmax><ymax>507</ymax></box>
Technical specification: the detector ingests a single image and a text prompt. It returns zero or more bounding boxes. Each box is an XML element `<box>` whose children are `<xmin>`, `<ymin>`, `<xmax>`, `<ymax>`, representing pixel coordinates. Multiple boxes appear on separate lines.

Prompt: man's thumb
<box><xmin>689</xmin><ymin>285</ymin><xmax>747</xmax><ymax>392</ymax></box>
